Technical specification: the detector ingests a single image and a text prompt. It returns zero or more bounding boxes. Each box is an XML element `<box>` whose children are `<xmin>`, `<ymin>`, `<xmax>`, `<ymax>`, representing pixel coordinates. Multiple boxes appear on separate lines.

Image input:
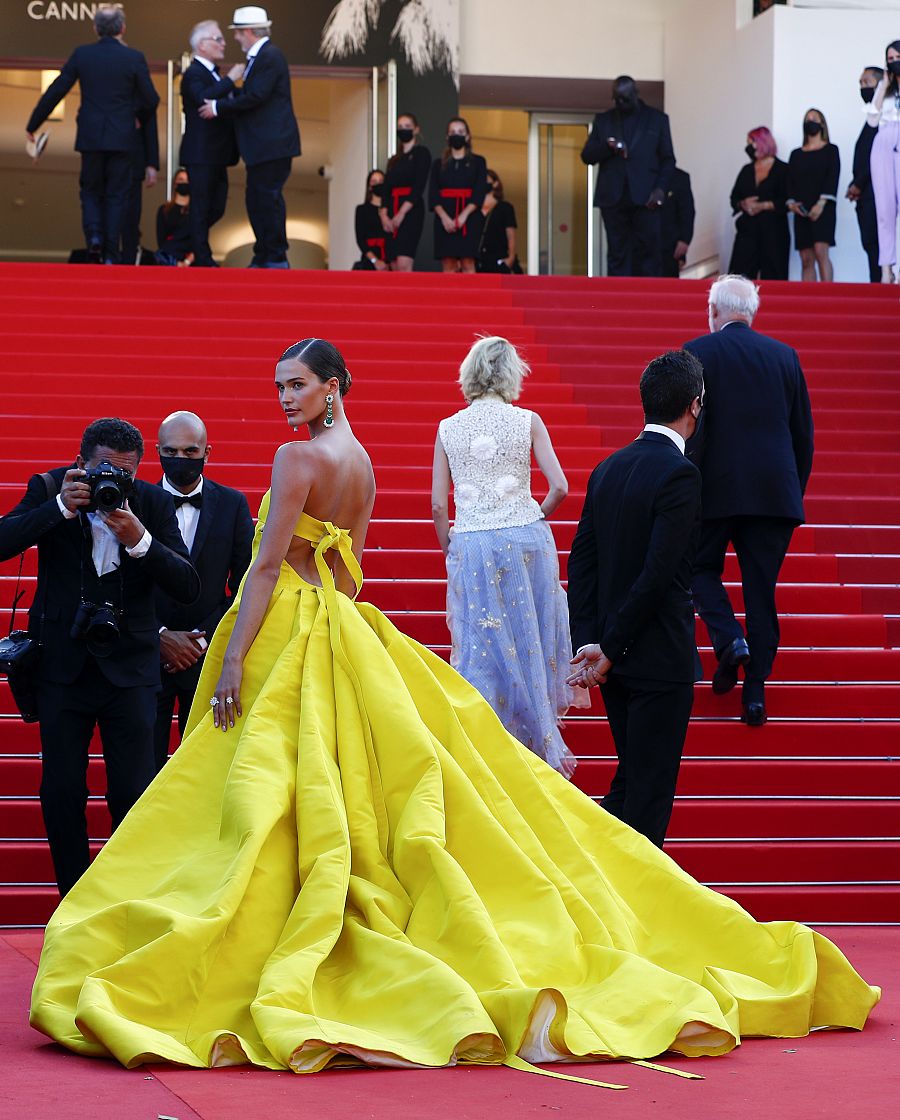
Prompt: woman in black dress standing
<box><xmin>430</xmin><ymin>117</ymin><xmax>488</xmax><ymax>273</ymax></box>
<box><xmin>727</xmin><ymin>127</ymin><xmax>789</xmax><ymax>280</ymax></box>
<box><xmin>786</xmin><ymin>108</ymin><xmax>840</xmax><ymax>282</ymax></box>
<box><xmin>353</xmin><ymin>169</ymin><xmax>388</xmax><ymax>270</ymax></box>
<box><xmin>380</xmin><ymin>113</ymin><xmax>431</xmax><ymax>272</ymax></box>
<box><xmin>477</xmin><ymin>170</ymin><xmax>522</xmax><ymax>273</ymax></box>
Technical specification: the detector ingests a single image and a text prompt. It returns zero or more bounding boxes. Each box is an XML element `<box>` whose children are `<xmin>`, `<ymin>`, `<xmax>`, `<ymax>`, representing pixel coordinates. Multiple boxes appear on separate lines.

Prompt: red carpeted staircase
<box><xmin>1</xmin><ymin>263</ymin><xmax>898</xmax><ymax>926</ymax></box>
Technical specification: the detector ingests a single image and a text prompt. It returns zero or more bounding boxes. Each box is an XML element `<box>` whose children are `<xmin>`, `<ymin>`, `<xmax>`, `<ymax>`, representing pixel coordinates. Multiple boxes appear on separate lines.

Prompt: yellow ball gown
<box><xmin>29</xmin><ymin>496</ymin><xmax>880</xmax><ymax>1075</ymax></box>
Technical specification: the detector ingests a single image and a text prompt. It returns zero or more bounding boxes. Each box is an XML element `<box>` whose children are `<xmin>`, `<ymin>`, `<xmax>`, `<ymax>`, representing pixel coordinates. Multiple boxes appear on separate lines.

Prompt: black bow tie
<box><xmin>173</xmin><ymin>494</ymin><xmax>202</xmax><ymax>509</ymax></box>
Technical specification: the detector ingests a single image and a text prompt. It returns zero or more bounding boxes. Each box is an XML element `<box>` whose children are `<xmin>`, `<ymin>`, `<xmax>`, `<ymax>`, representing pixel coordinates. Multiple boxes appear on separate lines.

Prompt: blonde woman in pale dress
<box><xmin>431</xmin><ymin>336</ymin><xmax>584</xmax><ymax>778</ymax></box>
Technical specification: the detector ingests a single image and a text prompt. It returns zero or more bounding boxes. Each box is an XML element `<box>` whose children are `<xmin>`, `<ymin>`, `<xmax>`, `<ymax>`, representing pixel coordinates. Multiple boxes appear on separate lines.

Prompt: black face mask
<box><xmin>175</xmin><ymin>183</ymin><xmax>191</xmax><ymax>197</ymax></box>
<box><xmin>860</xmin><ymin>86</ymin><xmax>876</xmax><ymax>104</ymax></box>
<box><xmin>889</xmin><ymin>60</ymin><xmax>900</xmax><ymax>76</ymax></box>
<box><xmin>160</xmin><ymin>455</ymin><xmax>205</xmax><ymax>488</ymax></box>
<box><xmin>397</xmin><ymin>127</ymin><xmax>414</xmax><ymax>143</ymax></box>
<box><xmin>370</xmin><ymin>183</ymin><xmax>384</xmax><ymax>200</ymax></box>
<box><xmin>745</xmin><ymin>143</ymin><xmax>756</xmax><ymax>160</ymax></box>
<box><xmin>803</xmin><ymin>120</ymin><xmax>823</xmax><ymax>137</ymax></box>
<box><xmin>614</xmin><ymin>94</ymin><xmax>638</xmax><ymax>114</ymax></box>
<box><xmin>447</xmin><ymin>134</ymin><xmax>467</xmax><ymax>151</ymax></box>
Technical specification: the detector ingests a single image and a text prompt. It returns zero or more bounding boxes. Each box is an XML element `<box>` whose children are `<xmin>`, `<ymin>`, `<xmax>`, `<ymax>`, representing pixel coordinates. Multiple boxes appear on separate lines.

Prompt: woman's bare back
<box><xmin>282</xmin><ymin>428</ymin><xmax>376</xmax><ymax>588</ymax></box>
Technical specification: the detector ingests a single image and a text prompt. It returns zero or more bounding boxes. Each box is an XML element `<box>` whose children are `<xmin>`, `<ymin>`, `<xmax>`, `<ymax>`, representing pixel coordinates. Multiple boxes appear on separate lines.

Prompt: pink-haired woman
<box><xmin>727</xmin><ymin>126</ymin><xmax>790</xmax><ymax>280</ymax></box>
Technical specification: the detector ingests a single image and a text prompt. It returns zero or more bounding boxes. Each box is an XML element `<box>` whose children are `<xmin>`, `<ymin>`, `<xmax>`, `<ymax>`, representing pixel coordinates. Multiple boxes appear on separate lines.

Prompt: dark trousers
<box><xmin>661</xmin><ymin>243</ymin><xmax>683</xmax><ymax>278</ymax></box>
<box><xmin>692</xmin><ymin>516</ymin><xmax>796</xmax><ymax>704</ymax></box>
<box><xmin>728</xmin><ymin>216</ymin><xmax>790</xmax><ymax>281</ymax></box>
<box><xmin>599</xmin><ymin>675</ymin><xmax>694</xmax><ymax>847</ymax></box>
<box><xmin>600</xmin><ymin>191</ymin><xmax>662</xmax><ymax>276</ymax></box>
<box><xmin>153</xmin><ymin>664</ymin><xmax>201</xmax><ymax>772</ymax></box>
<box><xmin>79</xmin><ymin>150</ymin><xmax>132</xmax><ymax>262</ymax></box>
<box><xmin>37</xmin><ymin>662</ymin><xmax>157</xmax><ymax>897</ymax></box>
<box><xmin>120</xmin><ymin>159</ymin><xmax>146</xmax><ymax>265</ymax></box>
<box><xmin>185</xmin><ymin>162</ymin><xmax>229</xmax><ymax>266</ymax></box>
<box><xmin>856</xmin><ymin>190</ymin><xmax>881</xmax><ymax>283</ymax></box>
<box><xmin>245</xmin><ymin>157</ymin><xmax>292</xmax><ymax>265</ymax></box>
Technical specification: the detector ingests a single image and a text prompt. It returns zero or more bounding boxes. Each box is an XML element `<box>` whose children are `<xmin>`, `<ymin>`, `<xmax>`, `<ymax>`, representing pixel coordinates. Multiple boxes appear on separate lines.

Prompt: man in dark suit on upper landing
<box><xmin>179</xmin><ymin>20</ymin><xmax>241</xmax><ymax>267</ymax></box>
<box><xmin>199</xmin><ymin>6</ymin><xmax>301</xmax><ymax>268</ymax></box>
<box><xmin>0</xmin><ymin>418</ymin><xmax>199</xmax><ymax>896</ymax></box>
<box><xmin>846</xmin><ymin>66</ymin><xmax>883</xmax><ymax>284</ymax></box>
<box><xmin>25</xmin><ymin>5</ymin><xmax>159</xmax><ymax>264</ymax></box>
<box><xmin>581</xmin><ymin>75</ymin><xmax>676</xmax><ymax>277</ymax></box>
<box><xmin>567</xmin><ymin>351</ymin><xmax>704</xmax><ymax>847</ymax></box>
<box><xmin>661</xmin><ymin>165</ymin><xmax>695</xmax><ymax>278</ymax></box>
<box><xmin>154</xmin><ymin>411</ymin><xmax>253</xmax><ymax>770</ymax></box>
<box><xmin>685</xmin><ymin>275</ymin><xmax>814</xmax><ymax>727</ymax></box>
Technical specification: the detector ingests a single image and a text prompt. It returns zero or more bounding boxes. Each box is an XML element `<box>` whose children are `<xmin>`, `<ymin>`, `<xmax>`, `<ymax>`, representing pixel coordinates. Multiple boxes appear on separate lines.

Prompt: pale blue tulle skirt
<box><xmin>445</xmin><ymin>520</ymin><xmax>583</xmax><ymax>778</ymax></box>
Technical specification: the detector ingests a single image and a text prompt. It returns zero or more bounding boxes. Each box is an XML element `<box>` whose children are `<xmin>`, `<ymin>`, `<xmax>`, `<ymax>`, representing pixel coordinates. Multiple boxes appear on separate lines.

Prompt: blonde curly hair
<box><xmin>458</xmin><ymin>336</ymin><xmax>529</xmax><ymax>403</ymax></box>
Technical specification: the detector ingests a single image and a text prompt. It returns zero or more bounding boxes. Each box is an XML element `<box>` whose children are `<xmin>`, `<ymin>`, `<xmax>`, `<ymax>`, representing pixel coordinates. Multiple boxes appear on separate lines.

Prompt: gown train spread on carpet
<box><xmin>30</xmin><ymin>497</ymin><xmax>880</xmax><ymax>1072</ymax></box>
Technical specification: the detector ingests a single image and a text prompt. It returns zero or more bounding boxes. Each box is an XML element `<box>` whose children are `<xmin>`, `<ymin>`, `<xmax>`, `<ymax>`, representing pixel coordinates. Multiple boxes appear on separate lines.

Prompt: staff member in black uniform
<box><xmin>847</xmin><ymin>67</ymin><xmax>883</xmax><ymax>283</ymax></box>
<box><xmin>660</xmin><ymin>165</ymin><xmax>695</xmax><ymax>277</ymax></box>
<box><xmin>354</xmin><ymin>169</ymin><xmax>388</xmax><ymax>270</ymax></box>
<box><xmin>787</xmin><ymin>108</ymin><xmax>840</xmax><ymax>282</ymax></box>
<box><xmin>728</xmin><ymin>127</ymin><xmax>790</xmax><ymax>281</ymax></box>
<box><xmin>380</xmin><ymin>113</ymin><xmax>431</xmax><ymax>272</ymax></box>
<box><xmin>156</xmin><ymin>168</ymin><xmax>194</xmax><ymax>265</ymax></box>
<box><xmin>477</xmin><ymin>170</ymin><xmax>521</xmax><ymax>273</ymax></box>
<box><xmin>430</xmin><ymin>117</ymin><xmax>488</xmax><ymax>273</ymax></box>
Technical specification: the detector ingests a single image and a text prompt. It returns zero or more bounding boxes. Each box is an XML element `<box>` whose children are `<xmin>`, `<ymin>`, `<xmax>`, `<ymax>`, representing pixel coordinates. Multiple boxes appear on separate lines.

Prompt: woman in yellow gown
<box><xmin>30</xmin><ymin>338</ymin><xmax>879</xmax><ymax>1078</ymax></box>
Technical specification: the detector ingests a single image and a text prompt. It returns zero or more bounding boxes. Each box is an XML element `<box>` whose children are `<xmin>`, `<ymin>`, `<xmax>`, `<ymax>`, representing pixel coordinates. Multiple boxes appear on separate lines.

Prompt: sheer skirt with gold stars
<box><xmin>445</xmin><ymin>519</ymin><xmax>585</xmax><ymax>778</ymax></box>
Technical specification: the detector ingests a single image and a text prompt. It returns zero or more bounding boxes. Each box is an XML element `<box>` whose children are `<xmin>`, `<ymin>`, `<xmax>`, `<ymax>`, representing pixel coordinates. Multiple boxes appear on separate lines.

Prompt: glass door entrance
<box><xmin>526</xmin><ymin>113</ymin><xmax>601</xmax><ymax>277</ymax></box>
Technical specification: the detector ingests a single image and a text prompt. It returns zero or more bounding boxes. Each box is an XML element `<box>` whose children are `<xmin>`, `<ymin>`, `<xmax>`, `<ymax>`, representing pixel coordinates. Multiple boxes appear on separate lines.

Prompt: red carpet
<box><xmin>1</xmin><ymin>927</ymin><xmax>896</xmax><ymax>1119</ymax></box>
<box><xmin>0</xmin><ymin>264</ymin><xmax>899</xmax><ymax>925</ymax></box>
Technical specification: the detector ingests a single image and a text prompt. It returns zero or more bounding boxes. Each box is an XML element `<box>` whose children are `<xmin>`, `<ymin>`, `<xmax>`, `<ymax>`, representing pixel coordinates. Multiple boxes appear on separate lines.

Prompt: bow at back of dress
<box><xmin>255</xmin><ymin>490</ymin><xmax>363</xmax><ymax>601</ymax></box>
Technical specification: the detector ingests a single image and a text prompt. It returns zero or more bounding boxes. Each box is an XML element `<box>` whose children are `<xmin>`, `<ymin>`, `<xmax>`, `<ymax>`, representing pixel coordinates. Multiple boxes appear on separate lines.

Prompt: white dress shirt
<box><xmin>56</xmin><ymin>493</ymin><xmax>152</xmax><ymax>576</ymax></box>
<box><xmin>642</xmin><ymin>423</ymin><xmax>686</xmax><ymax>455</ymax></box>
<box><xmin>162</xmin><ymin>475</ymin><xmax>204</xmax><ymax>552</ymax></box>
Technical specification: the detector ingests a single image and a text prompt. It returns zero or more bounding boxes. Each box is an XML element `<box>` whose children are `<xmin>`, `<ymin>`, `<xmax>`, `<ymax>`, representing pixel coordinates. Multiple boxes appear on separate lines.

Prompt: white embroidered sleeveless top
<box><xmin>438</xmin><ymin>398</ymin><xmax>542</xmax><ymax>532</ymax></box>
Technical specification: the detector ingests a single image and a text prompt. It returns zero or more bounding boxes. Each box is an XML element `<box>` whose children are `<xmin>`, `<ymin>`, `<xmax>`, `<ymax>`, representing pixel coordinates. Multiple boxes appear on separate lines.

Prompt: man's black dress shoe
<box><xmin>711</xmin><ymin>637</ymin><xmax>750</xmax><ymax>695</ymax></box>
<box><xmin>87</xmin><ymin>240</ymin><xmax>102</xmax><ymax>264</ymax></box>
<box><xmin>741</xmin><ymin>702</ymin><xmax>767</xmax><ymax>727</ymax></box>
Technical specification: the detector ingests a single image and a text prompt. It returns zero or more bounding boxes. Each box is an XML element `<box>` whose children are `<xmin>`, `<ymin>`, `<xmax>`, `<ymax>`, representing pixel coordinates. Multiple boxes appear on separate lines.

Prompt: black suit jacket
<box><xmin>179</xmin><ymin>59</ymin><xmax>240</xmax><ymax>167</ymax></box>
<box><xmin>850</xmin><ymin>121</ymin><xmax>877</xmax><ymax>196</ymax></box>
<box><xmin>0</xmin><ymin>468</ymin><xmax>199</xmax><ymax>688</ymax></box>
<box><xmin>661</xmin><ymin>168</ymin><xmax>695</xmax><ymax>249</ymax></box>
<box><xmin>154</xmin><ymin>478</ymin><xmax>253</xmax><ymax>642</ymax></box>
<box><xmin>208</xmin><ymin>41</ymin><xmax>301</xmax><ymax>167</ymax></box>
<box><xmin>684</xmin><ymin>323</ymin><xmax>814</xmax><ymax>523</ymax></box>
<box><xmin>26</xmin><ymin>37</ymin><xmax>159</xmax><ymax>153</ymax></box>
<box><xmin>581</xmin><ymin>102</ymin><xmax>675</xmax><ymax>208</ymax></box>
<box><xmin>568</xmin><ymin>433</ymin><xmax>701</xmax><ymax>683</ymax></box>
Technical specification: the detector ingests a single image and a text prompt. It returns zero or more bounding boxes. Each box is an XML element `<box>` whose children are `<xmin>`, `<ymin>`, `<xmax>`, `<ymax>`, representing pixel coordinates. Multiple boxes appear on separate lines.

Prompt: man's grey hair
<box><xmin>190</xmin><ymin>20</ymin><xmax>220</xmax><ymax>52</ymax></box>
<box><xmin>94</xmin><ymin>4</ymin><xmax>125</xmax><ymax>37</ymax></box>
<box><xmin>708</xmin><ymin>274</ymin><xmax>760</xmax><ymax>321</ymax></box>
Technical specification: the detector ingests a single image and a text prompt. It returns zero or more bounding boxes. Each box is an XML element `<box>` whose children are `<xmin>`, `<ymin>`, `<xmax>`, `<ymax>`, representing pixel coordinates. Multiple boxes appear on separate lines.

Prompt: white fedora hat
<box><xmin>229</xmin><ymin>6</ymin><xmax>272</xmax><ymax>29</ymax></box>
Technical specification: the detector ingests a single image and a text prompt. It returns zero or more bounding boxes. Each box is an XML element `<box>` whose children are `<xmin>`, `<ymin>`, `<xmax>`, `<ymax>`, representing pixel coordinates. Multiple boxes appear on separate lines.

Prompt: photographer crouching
<box><xmin>0</xmin><ymin>418</ymin><xmax>200</xmax><ymax>897</ymax></box>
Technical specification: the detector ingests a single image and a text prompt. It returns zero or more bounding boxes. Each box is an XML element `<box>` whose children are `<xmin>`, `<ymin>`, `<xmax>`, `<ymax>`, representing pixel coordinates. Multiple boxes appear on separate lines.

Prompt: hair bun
<box><xmin>341</xmin><ymin>367</ymin><xmax>352</xmax><ymax>397</ymax></box>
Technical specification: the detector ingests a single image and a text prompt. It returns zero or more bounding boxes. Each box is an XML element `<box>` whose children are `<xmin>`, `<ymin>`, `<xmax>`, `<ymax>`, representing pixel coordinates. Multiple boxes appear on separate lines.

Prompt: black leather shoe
<box><xmin>87</xmin><ymin>240</ymin><xmax>102</xmax><ymax>264</ymax></box>
<box><xmin>711</xmin><ymin>637</ymin><xmax>750</xmax><ymax>695</ymax></box>
<box><xmin>741</xmin><ymin>702</ymin><xmax>767</xmax><ymax>727</ymax></box>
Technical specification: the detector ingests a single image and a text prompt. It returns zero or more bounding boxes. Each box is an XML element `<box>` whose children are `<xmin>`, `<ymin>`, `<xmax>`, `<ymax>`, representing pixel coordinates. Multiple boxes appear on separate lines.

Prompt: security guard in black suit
<box><xmin>199</xmin><ymin>7</ymin><xmax>301</xmax><ymax>268</ymax></box>
<box><xmin>179</xmin><ymin>20</ymin><xmax>241</xmax><ymax>267</ymax></box>
<box><xmin>25</xmin><ymin>6</ymin><xmax>159</xmax><ymax>264</ymax></box>
<box><xmin>660</xmin><ymin>167</ymin><xmax>695</xmax><ymax>278</ymax></box>
<box><xmin>153</xmin><ymin>411</ymin><xmax>253</xmax><ymax>770</ymax></box>
<box><xmin>0</xmin><ymin>418</ymin><xmax>199</xmax><ymax>896</ymax></box>
<box><xmin>581</xmin><ymin>75</ymin><xmax>676</xmax><ymax>277</ymax></box>
<box><xmin>847</xmin><ymin>67</ymin><xmax>883</xmax><ymax>284</ymax></box>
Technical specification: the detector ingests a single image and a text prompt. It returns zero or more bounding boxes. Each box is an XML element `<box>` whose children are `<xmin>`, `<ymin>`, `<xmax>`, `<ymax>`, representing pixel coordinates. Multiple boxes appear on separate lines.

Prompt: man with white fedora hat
<box><xmin>199</xmin><ymin>6</ymin><xmax>301</xmax><ymax>268</ymax></box>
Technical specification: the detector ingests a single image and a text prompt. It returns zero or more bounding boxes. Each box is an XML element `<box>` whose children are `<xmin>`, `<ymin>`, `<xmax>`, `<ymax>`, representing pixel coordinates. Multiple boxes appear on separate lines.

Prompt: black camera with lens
<box><xmin>0</xmin><ymin>630</ymin><xmax>41</xmax><ymax>722</ymax></box>
<box><xmin>83</xmin><ymin>460</ymin><xmax>134</xmax><ymax>514</ymax></box>
<box><xmin>70</xmin><ymin>599</ymin><xmax>122</xmax><ymax>657</ymax></box>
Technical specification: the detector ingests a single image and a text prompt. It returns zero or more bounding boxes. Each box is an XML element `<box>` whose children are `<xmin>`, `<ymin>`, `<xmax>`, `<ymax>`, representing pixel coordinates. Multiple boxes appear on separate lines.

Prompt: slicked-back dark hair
<box><xmin>640</xmin><ymin>350</ymin><xmax>704</xmax><ymax>424</ymax></box>
<box><xmin>279</xmin><ymin>338</ymin><xmax>352</xmax><ymax>397</ymax></box>
<box><xmin>80</xmin><ymin>417</ymin><xmax>144</xmax><ymax>461</ymax></box>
